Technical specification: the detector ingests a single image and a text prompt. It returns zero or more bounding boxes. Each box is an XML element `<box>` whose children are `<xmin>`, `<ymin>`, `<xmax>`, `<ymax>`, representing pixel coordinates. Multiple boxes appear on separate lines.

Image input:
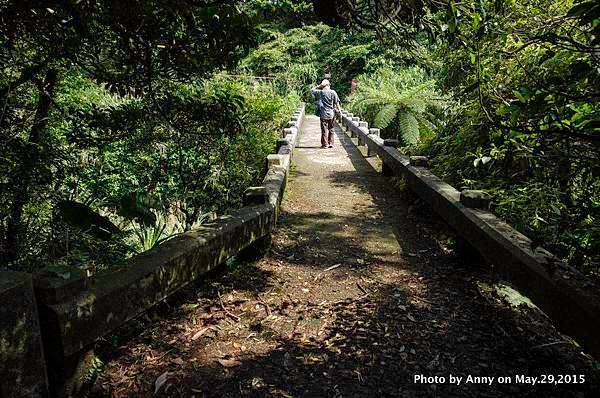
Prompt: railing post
<box><xmin>382</xmin><ymin>139</ymin><xmax>399</xmax><ymax>176</ymax></box>
<box><xmin>357</xmin><ymin>121</ymin><xmax>368</xmax><ymax>145</ymax></box>
<box><xmin>409</xmin><ymin>156</ymin><xmax>429</xmax><ymax>168</ymax></box>
<box><xmin>350</xmin><ymin>117</ymin><xmax>360</xmax><ymax>138</ymax></box>
<box><xmin>276</xmin><ymin>138</ymin><xmax>290</xmax><ymax>153</ymax></box>
<box><xmin>243</xmin><ymin>186</ymin><xmax>269</xmax><ymax>207</ymax></box>
<box><xmin>238</xmin><ymin>186</ymin><xmax>272</xmax><ymax>261</ymax></box>
<box><xmin>267</xmin><ymin>154</ymin><xmax>284</xmax><ymax>168</ymax></box>
<box><xmin>367</xmin><ymin>128</ymin><xmax>380</xmax><ymax>157</ymax></box>
<box><xmin>460</xmin><ymin>190</ymin><xmax>492</xmax><ymax>210</ymax></box>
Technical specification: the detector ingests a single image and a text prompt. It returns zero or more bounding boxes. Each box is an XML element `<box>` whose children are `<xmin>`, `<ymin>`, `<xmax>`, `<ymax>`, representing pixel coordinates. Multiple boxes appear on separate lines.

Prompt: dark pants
<box><xmin>320</xmin><ymin>118</ymin><xmax>335</xmax><ymax>146</ymax></box>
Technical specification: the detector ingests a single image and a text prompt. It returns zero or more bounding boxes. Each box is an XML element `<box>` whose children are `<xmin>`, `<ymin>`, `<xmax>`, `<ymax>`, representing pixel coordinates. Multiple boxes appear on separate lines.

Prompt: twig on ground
<box><xmin>154</xmin><ymin>348</ymin><xmax>174</xmax><ymax>362</ymax></box>
<box><xmin>415</xmin><ymin>298</ymin><xmax>435</xmax><ymax>305</ymax></box>
<box><xmin>531</xmin><ymin>341</ymin><xmax>567</xmax><ymax>349</ymax></box>
<box><xmin>258</xmin><ymin>294</ymin><xmax>272</xmax><ymax>316</ymax></box>
<box><xmin>218</xmin><ymin>290</ymin><xmax>240</xmax><ymax>321</ymax></box>
<box><xmin>324</xmin><ymin>263</ymin><xmax>342</xmax><ymax>272</ymax></box>
<box><xmin>314</xmin><ymin>263</ymin><xmax>342</xmax><ymax>281</ymax></box>
<box><xmin>357</xmin><ymin>283</ymin><xmax>369</xmax><ymax>296</ymax></box>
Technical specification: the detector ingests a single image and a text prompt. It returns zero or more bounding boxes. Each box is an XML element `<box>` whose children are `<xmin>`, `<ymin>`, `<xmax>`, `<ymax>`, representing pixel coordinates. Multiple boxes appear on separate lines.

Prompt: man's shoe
<box><xmin>328</xmin><ymin>144</ymin><xmax>333</xmax><ymax>148</ymax></box>
<box><xmin>321</xmin><ymin>145</ymin><xmax>327</xmax><ymax>148</ymax></box>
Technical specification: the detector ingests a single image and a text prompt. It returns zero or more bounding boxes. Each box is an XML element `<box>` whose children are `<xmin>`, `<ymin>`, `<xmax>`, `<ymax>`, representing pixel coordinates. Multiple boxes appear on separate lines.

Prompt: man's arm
<box><xmin>335</xmin><ymin>92</ymin><xmax>342</xmax><ymax>112</ymax></box>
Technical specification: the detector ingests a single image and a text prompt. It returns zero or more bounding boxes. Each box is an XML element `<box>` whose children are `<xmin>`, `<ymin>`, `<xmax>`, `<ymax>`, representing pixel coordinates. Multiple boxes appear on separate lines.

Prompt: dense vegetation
<box><xmin>1</xmin><ymin>0</ymin><xmax>598</xmax><ymax>277</ymax></box>
<box><xmin>339</xmin><ymin>0</ymin><xmax>600</xmax><ymax>275</ymax></box>
<box><xmin>0</xmin><ymin>1</ymin><xmax>300</xmax><ymax>274</ymax></box>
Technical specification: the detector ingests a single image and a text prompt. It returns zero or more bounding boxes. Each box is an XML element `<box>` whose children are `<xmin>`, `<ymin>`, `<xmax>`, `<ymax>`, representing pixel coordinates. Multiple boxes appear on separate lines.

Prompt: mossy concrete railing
<box><xmin>337</xmin><ymin>110</ymin><xmax>600</xmax><ymax>359</ymax></box>
<box><xmin>0</xmin><ymin>271</ymin><xmax>48</xmax><ymax>397</ymax></box>
<box><xmin>0</xmin><ymin>103</ymin><xmax>304</xmax><ymax>397</ymax></box>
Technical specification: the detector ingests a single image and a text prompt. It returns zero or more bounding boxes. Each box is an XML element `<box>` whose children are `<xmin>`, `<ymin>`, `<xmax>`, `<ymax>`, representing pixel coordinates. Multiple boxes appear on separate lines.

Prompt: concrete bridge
<box><xmin>2</xmin><ymin>106</ymin><xmax>599</xmax><ymax>397</ymax></box>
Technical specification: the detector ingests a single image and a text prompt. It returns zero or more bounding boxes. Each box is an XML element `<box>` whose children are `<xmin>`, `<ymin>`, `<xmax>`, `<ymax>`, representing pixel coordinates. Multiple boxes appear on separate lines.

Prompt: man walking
<box><xmin>311</xmin><ymin>79</ymin><xmax>341</xmax><ymax>148</ymax></box>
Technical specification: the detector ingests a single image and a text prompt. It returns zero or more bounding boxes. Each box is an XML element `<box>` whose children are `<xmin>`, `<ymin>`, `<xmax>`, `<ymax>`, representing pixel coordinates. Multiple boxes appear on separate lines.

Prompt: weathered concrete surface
<box><xmin>39</xmin><ymin>205</ymin><xmax>274</xmax><ymax>360</ymax></box>
<box><xmin>287</xmin><ymin>115</ymin><xmax>401</xmax><ymax>264</ymax></box>
<box><xmin>0</xmin><ymin>270</ymin><xmax>48</xmax><ymax>397</ymax></box>
<box><xmin>34</xmin><ymin>272</ymin><xmax>88</xmax><ymax>305</ymax></box>
<box><xmin>244</xmin><ymin>186</ymin><xmax>269</xmax><ymax>206</ymax></box>
<box><xmin>460</xmin><ymin>189</ymin><xmax>492</xmax><ymax>209</ymax></box>
<box><xmin>409</xmin><ymin>155</ymin><xmax>429</xmax><ymax>168</ymax></box>
<box><xmin>337</xmin><ymin>112</ymin><xmax>600</xmax><ymax>358</ymax></box>
<box><xmin>267</xmin><ymin>154</ymin><xmax>284</xmax><ymax>168</ymax></box>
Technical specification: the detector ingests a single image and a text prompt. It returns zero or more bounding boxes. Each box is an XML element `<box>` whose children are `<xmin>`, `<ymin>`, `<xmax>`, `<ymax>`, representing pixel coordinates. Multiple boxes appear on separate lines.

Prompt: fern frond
<box><xmin>374</xmin><ymin>103</ymin><xmax>398</xmax><ymax>129</ymax></box>
<box><xmin>398</xmin><ymin>81</ymin><xmax>436</xmax><ymax>102</ymax></box>
<box><xmin>402</xmin><ymin>97</ymin><xmax>427</xmax><ymax>112</ymax></box>
<box><xmin>399</xmin><ymin>112</ymin><xmax>420</xmax><ymax>145</ymax></box>
<box><xmin>418</xmin><ymin>116</ymin><xmax>437</xmax><ymax>131</ymax></box>
<box><xmin>355</xmin><ymin>97</ymin><xmax>386</xmax><ymax>109</ymax></box>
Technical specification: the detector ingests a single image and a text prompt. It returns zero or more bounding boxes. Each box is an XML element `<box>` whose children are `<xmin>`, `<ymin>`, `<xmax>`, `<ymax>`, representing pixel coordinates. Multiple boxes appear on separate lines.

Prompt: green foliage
<box><xmin>82</xmin><ymin>354</ymin><xmax>105</xmax><ymax>391</ymax></box>
<box><xmin>132</xmin><ymin>211</ymin><xmax>170</xmax><ymax>253</ymax></box>
<box><xmin>0</xmin><ymin>1</ymin><xmax>300</xmax><ymax>274</ymax></box>
<box><xmin>421</xmin><ymin>0</ymin><xmax>599</xmax><ymax>273</ymax></box>
<box><xmin>333</xmin><ymin>0</ymin><xmax>599</xmax><ymax>274</ymax></box>
<box><xmin>242</xmin><ymin>23</ymin><xmax>396</xmax><ymax>104</ymax></box>
<box><xmin>398</xmin><ymin>113</ymin><xmax>420</xmax><ymax>146</ymax></box>
<box><xmin>241</xmin><ymin>26</ymin><xmax>322</xmax><ymax>78</ymax></box>
<box><xmin>374</xmin><ymin>104</ymin><xmax>398</xmax><ymax>131</ymax></box>
<box><xmin>347</xmin><ymin>67</ymin><xmax>446</xmax><ymax>145</ymax></box>
<box><xmin>321</xmin><ymin>43</ymin><xmax>373</xmax><ymax>95</ymax></box>
<box><xmin>245</xmin><ymin>0</ymin><xmax>314</xmax><ymax>27</ymax></box>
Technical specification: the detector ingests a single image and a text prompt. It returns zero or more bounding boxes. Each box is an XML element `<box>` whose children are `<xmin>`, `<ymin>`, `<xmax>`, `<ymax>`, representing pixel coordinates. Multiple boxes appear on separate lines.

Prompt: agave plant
<box><xmin>132</xmin><ymin>211</ymin><xmax>168</xmax><ymax>252</ymax></box>
<box><xmin>348</xmin><ymin>66</ymin><xmax>446</xmax><ymax>145</ymax></box>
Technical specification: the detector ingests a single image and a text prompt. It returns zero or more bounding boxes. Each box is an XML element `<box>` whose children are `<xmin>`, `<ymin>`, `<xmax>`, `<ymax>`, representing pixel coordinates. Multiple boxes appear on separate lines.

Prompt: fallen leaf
<box><xmin>154</xmin><ymin>371</ymin><xmax>169</xmax><ymax>394</ymax></box>
<box><xmin>218</xmin><ymin>358</ymin><xmax>241</xmax><ymax>368</ymax></box>
<box><xmin>171</xmin><ymin>357</ymin><xmax>184</xmax><ymax>365</ymax></box>
<box><xmin>192</xmin><ymin>327</ymin><xmax>210</xmax><ymax>340</ymax></box>
<box><xmin>406</xmin><ymin>314</ymin><xmax>416</xmax><ymax>322</ymax></box>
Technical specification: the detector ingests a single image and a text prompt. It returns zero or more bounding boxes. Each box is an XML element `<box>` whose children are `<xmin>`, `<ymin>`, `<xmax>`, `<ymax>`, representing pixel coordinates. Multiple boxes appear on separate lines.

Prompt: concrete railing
<box><xmin>336</xmin><ymin>110</ymin><xmax>600</xmax><ymax>359</ymax></box>
<box><xmin>0</xmin><ymin>103</ymin><xmax>305</xmax><ymax>397</ymax></box>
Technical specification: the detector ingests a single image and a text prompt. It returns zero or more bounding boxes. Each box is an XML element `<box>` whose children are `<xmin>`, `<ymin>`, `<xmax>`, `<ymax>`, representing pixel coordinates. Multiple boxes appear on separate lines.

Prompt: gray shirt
<box><xmin>312</xmin><ymin>88</ymin><xmax>340</xmax><ymax>120</ymax></box>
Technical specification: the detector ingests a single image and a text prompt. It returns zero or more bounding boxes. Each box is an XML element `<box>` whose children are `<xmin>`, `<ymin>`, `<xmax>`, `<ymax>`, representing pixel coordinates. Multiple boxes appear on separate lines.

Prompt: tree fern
<box><xmin>347</xmin><ymin>66</ymin><xmax>447</xmax><ymax>145</ymax></box>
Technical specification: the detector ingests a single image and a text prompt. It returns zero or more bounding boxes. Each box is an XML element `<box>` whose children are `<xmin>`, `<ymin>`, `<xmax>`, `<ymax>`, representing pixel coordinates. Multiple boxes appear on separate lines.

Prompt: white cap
<box><xmin>321</xmin><ymin>79</ymin><xmax>330</xmax><ymax>87</ymax></box>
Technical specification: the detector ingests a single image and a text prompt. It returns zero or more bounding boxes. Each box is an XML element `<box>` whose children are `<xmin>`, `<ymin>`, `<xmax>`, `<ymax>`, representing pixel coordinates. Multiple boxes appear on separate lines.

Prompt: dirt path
<box><xmin>93</xmin><ymin>116</ymin><xmax>599</xmax><ymax>397</ymax></box>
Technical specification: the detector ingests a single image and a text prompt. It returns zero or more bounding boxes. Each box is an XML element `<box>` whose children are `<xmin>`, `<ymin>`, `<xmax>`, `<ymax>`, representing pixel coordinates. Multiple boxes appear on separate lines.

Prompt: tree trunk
<box><xmin>313</xmin><ymin>0</ymin><xmax>347</xmax><ymax>26</ymax></box>
<box><xmin>3</xmin><ymin>68</ymin><xmax>57</xmax><ymax>266</ymax></box>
